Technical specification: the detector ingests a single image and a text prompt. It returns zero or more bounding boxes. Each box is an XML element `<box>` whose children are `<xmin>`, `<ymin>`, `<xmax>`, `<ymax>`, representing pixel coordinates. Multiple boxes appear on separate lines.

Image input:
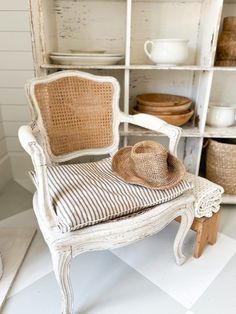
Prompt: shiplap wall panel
<box><xmin>1</xmin><ymin>105</ymin><xmax>31</xmax><ymax>122</ymax></box>
<box><xmin>0</xmin><ymin>71</ymin><xmax>34</xmax><ymax>88</ymax></box>
<box><xmin>0</xmin><ymin>33</ymin><xmax>32</xmax><ymax>51</ymax></box>
<box><xmin>3</xmin><ymin>121</ymin><xmax>28</xmax><ymax>137</ymax></box>
<box><xmin>0</xmin><ymin>0</ymin><xmax>28</xmax><ymax>11</ymax></box>
<box><xmin>6</xmin><ymin>137</ymin><xmax>24</xmax><ymax>152</ymax></box>
<box><xmin>0</xmin><ymin>139</ymin><xmax>8</xmax><ymax>159</ymax></box>
<box><xmin>0</xmin><ymin>52</ymin><xmax>33</xmax><ymax>70</ymax></box>
<box><xmin>0</xmin><ymin>0</ymin><xmax>33</xmax><ymax>189</ymax></box>
<box><xmin>0</xmin><ymin>158</ymin><xmax>11</xmax><ymax>190</ymax></box>
<box><xmin>0</xmin><ymin>88</ymin><xmax>28</xmax><ymax>105</ymax></box>
<box><xmin>0</xmin><ymin>121</ymin><xmax>4</xmax><ymax>140</ymax></box>
<box><xmin>0</xmin><ymin>12</ymin><xmax>30</xmax><ymax>31</ymax></box>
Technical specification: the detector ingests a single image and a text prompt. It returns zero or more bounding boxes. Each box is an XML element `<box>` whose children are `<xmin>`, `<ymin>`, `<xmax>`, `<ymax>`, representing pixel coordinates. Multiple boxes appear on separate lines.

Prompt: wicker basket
<box><xmin>206</xmin><ymin>139</ymin><xmax>236</xmax><ymax>195</ymax></box>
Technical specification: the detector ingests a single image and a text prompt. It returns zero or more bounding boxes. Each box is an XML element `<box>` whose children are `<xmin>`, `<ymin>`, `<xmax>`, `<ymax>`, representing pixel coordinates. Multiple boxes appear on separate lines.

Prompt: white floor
<box><xmin>1</xmin><ymin>181</ymin><xmax>236</xmax><ymax>314</ymax></box>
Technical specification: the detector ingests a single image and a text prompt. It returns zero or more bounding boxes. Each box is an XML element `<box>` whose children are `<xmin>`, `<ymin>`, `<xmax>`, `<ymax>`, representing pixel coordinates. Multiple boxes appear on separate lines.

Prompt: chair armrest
<box><xmin>120</xmin><ymin>112</ymin><xmax>182</xmax><ymax>157</ymax></box>
<box><xmin>18</xmin><ymin>125</ymin><xmax>58</xmax><ymax>229</ymax></box>
<box><xmin>18</xmin><ymin>125</ymin><xmax>46</xmax><ymax>166</ymax></box>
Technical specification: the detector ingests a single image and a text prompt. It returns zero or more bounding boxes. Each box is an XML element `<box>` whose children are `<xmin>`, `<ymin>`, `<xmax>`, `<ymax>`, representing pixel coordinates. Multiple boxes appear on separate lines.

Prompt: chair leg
<box><xmin>51</xmin><ymin>248</ymin><xmax>74</xmax><ymax>314</ymax></box>
<box><xmin>174</xmin><ymin>204</ymin><xmax>194</xmax><ymax>265</ymax></box>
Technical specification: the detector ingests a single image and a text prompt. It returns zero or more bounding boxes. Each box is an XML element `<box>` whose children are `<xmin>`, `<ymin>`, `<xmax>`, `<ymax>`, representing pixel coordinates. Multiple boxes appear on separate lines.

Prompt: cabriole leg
<box><xmin>174</xmin><ymin>204</ymin><xmax>194</xmax><ymax>265</ymax></box>
<box><xmin>51</xmin><ymin>249</ymin><xmax>74</xmax><ymax>314</ymax></box>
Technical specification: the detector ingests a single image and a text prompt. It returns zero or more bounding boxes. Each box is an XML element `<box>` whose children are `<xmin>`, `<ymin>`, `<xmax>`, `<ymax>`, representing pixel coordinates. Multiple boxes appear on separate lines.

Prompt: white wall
<box><xmin>0</xmin><ymin>0</ymin><xmax>34</xmax><ymax>191</ymax></box>
<box><xmin>0</xmin><ymin>107</ymin><xmax>11</xmax><ymax>190</ymax></box>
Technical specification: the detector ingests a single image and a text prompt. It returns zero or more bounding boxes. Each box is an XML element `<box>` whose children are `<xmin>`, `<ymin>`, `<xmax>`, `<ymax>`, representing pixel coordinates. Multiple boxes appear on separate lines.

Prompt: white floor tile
<box><xmin>0</xmin><ymin>209</ymin><xmax>36</xmax><ymax>230</ymax></box>
<box><xmin>8</xmin><ymin>229</ymin><xmax>52</xmax><ymax>297</ymax></box>
<box><xmin>0</xmin><ymin>209</ymin><xmax>53</xmax><ymax>298</ymax></box>
<box><xmin>112</xmin><ymin>221</ymin><xmax>236</xmax><ymax>309</ymax></box>
<box><xmin>3</xmin><ymin>251</ymin><xmax>187</xmax><ymax>314</ymax></box>
<box><xmin>0</xmin><ymin>210</ymin><xmax>36</xmax><ymax>309</ymax></box>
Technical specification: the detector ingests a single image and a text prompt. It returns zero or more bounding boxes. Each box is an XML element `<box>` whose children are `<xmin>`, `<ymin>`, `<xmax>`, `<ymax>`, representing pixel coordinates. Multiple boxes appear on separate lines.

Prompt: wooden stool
<box><xmin>176</xmin><ymin>211</ymin><xmax>221</xmax><ymax>258</ymax></box>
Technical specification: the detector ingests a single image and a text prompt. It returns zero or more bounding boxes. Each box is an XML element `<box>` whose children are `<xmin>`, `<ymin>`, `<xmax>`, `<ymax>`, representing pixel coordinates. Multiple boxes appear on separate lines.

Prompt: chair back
<box><xmin>26</xmin><ymin>71</ymin><xmax>121</xmax><ymax>163</ymax></box>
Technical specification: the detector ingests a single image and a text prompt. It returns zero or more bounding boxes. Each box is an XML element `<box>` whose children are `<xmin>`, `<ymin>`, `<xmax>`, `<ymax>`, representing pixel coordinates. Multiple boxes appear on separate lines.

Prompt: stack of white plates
<box><xmin>50</xmin><ymin>51</ymin><xmax>124</xmax><ymax>66</ymax></box>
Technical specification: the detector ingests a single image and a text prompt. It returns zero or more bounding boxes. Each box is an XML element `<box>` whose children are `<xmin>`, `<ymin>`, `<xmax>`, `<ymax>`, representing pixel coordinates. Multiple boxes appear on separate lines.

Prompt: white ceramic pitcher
<box><xmin>144</xmin><ymin>39</ymin><xmax>189</xmax><ymax>65</ymax></box>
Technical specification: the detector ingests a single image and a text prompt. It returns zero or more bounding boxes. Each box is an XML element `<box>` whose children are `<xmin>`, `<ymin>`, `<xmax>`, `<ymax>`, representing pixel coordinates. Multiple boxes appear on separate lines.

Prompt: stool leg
<box><xmin>194</xmin><ymin>211</ymin><xmax>221</xmax><ymax>258</ymax></box>
<box><xmin>208</xmin><ymin>211</ymin><xmax>221</xmax><ymax>245</ymax></box>
<box><xmin>194</xmin><ymin>220</ymin><xmax>209</xmax><ymax>258</ymax></box>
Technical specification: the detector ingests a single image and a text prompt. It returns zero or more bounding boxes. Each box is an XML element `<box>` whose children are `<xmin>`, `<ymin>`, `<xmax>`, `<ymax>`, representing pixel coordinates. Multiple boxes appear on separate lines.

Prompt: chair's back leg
<box><xmin>51</xmin><ymin>248</ymin><xmax>74</xmax><ymax>314</ymax></box>
<box><xmin>174</xmin><ymin>202</ymin><xmax>195</xmax><ymax>265</ymax></box>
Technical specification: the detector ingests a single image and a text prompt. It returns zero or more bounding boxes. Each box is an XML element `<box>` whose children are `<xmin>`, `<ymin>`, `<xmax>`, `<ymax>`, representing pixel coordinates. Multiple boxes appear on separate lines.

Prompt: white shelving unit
<box><xmin>29</xmin><ymin>0</ymin><xmax>236</xmax><ymax>202</ymax></box>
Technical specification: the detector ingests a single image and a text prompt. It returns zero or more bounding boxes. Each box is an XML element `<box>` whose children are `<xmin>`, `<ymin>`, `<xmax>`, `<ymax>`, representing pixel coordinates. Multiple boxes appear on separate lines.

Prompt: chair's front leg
<box><xmin>174</xmin><ymin>202</ymin><xmax>195</xmax><ymax>265</ymax></box>
<box><xmin>51</xmin><ymin>248</ymin><xmax>74</xmax><ymax>314</ymax></box>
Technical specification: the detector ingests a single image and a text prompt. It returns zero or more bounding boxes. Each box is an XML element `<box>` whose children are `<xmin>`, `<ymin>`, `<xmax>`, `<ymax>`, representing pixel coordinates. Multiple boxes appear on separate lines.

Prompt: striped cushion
<box><xmin>33</xmin><ymin>157</ymin><xmax>193</xmax><ymax>232</ymax></box>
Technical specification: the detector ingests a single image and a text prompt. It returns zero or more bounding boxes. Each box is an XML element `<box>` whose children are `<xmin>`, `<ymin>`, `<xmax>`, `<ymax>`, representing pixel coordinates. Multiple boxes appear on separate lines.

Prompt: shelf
<box><xmin>120</xmin><ymin>124</ymin><xmax>200</xmax><ymax>137</ymax></box>
<box><xmin>42</xmin><ymin>64</ymin><xmax>207</xmax><ymax>71</ymax></box>
<box><xmin>204</xmin><ymin>125</ymin><xmax>236</xmax><ymax>138</ymax></box>
<box><xmin>129</xmin><ymin>65</ymin><xmax>211</xmax><ymax>71</ymax></box>
<box><xmin>41</xmin><ymin>64</ymin><xmax>127</xmax><ymax>70</ymax></box>
<box><xmin>222</xmin><ymin>194</ymin><xmax>236</xmax><ymax>205</ymax></box>
<box><xmin>41</xmin><ymin>64</ymin><xmax>236</xmax><ymax>72</ymax></box>
<box><xmin>213</xmin><ymin>66</ymin><xmax>236</xmax><ymax>71</ymax></box>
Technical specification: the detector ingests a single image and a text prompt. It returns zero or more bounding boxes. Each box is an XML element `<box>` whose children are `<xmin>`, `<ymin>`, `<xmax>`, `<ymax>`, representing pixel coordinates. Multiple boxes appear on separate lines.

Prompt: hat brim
<box><xmin>112</xmin><ymin>146</ymin><xmax>185</xmax><ymax>190</ymax></box>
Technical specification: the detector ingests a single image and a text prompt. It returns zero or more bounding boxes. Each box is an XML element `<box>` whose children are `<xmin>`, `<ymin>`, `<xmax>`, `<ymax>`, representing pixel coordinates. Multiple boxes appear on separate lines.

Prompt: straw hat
<box><xmin>112</xmin><ymin>141</ymin><xmax>186</xmax><ymax>189</ymax></box>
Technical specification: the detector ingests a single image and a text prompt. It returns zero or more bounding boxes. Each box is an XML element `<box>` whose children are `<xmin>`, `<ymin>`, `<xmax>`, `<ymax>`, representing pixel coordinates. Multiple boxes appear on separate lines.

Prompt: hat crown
<box><xmin>112</xmin><ymin>140</ymin><xmax>185</xmax><ymax>190</ymax></box>
<box><xmin>131</xmin><ymin>141</ymin><xmax>170</xmax><ymax>185</ymax></box>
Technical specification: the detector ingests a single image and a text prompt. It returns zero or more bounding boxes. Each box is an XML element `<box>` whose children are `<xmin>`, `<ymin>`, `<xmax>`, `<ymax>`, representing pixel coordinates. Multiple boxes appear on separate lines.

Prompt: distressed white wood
<box><xmin>18</xmin><ymin>71</ymin><xmax>195</xmax><ymax>314</ymax></box>
<box><xmin>211</xmin><ymin>71</ymin><xmax>236</xmax><ymax>104</ymax></box>
<box><xmin>55</xmin><ymin>0</ymin><xmax>126</xmax><ymax>55</ymax></box>
<box><xmin>131</xmin><ymin>1</ymin><xmax>201</xmax><ymax>65</ymax></box>
<box><xmin>120</xmin><ymin>124</ymin><xmax>201</xmax><ymax>138</ymax></box>
<box><xmin>191</xmin><ymin>70</ymin><xmax>214</xmax><ymax>133</ymax></box>
<box><xmin>27</xmin><ymin>0</ymin><xmax>233</xmax><ymax>188</ymax></box>
<box><xmin>195</xmin><ymin>0</ymin><xmax>223</xmax><ymax>66</ymax></box>
<box><xmin>204</xmin><ymin>125</ymin><xmax>236</xmax><ymax>138</ymax></box>
<box><xmin>183</xmin><ymin>138</ymin><xmax>204</xmax><ymax>175</ymax></box>
<box><xmin>52</xmin><ymin>249</ymin><xmax>73</xmax><ymax>314</ymax></box>
<box><xmin>0</xmin><ymin>227</ymin><xmax>36</xmax><ymax>309</ymax></box>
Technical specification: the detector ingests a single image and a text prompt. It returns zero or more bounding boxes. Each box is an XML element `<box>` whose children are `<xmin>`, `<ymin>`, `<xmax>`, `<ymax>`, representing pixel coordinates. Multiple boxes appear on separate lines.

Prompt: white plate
<box><xmin>50</xmin><ymin>52</ymin><xmax>124</xmax><ymax>57</ymax></box>
<box><xmin>50</xmin><ymin>55</ymin><xmax>124</xmax><ymax>66</ymax></box>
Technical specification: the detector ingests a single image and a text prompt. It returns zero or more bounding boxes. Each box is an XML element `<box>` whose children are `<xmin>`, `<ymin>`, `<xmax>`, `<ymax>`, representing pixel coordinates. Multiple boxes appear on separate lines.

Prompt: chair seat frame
<box><xmin>18</xmin><ymin>71</ymin><xmax>195</xmax><ymax>314</ymax></box>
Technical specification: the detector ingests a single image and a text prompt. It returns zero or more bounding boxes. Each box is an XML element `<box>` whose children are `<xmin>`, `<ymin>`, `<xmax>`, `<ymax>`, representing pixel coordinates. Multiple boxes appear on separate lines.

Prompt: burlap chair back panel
<box><xmin>33</xmin><ymin>76</ymin><xmax>114</xmax><ymax>156</ymax></box>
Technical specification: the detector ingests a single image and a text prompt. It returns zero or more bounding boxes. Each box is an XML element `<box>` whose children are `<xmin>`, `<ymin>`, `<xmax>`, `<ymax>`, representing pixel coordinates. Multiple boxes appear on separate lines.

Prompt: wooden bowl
<box><xmin>131</xmin><ymin>107</ymin><xmax>194</xmax><ymax>126</ymax></box>
<box><xmin>136</xmin><ymin>101</ymin><xmax>192</xmax><ymax>114</ymax></box>
<box><xmin>136</xmin><ymin>93</ymin><xmax>192</xmax><ymax>107</ymax></box>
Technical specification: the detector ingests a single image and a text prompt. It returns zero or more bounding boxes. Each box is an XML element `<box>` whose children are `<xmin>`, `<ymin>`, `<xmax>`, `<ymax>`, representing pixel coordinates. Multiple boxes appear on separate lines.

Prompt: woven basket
<box><xmin>206</xmin><ymin>139</ymin><xmax>236</xmax><ymax>195</ymax></box>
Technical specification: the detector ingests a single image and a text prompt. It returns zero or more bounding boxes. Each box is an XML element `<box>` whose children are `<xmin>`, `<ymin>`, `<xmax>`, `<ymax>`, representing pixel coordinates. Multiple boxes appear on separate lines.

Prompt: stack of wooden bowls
<box><xmin>132</xmin><ymin>93</ymin><xmax>194</xmax><ymax>126</ymax></box>
<box><xmin>216</xmin><ymin>17</ymin><xmax>236</xmax><ymax>66</ymax></box>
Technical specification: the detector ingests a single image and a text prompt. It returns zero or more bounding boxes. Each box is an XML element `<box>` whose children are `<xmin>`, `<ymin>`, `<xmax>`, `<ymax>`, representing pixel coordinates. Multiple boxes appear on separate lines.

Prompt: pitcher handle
<box><xmin>144</xmin><ymin>40</ymin><xmax>153</xmax><ymax>59</ymax></box>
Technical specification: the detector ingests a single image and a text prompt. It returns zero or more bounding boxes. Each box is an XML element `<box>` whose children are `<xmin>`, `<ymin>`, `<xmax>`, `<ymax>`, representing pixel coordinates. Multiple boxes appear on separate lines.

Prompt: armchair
<box><xmin>18</xmin><ymin>71</ymin><xmax>194</xmax><ymax>314</ymax></box>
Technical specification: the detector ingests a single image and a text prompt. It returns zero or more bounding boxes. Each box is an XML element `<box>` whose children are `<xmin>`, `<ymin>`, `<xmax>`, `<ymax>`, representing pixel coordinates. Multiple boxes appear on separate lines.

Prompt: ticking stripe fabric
<box><xmin>32</xmin><ymin>157</ymin><xmax>193</xmax><ymax>232</ymax></box>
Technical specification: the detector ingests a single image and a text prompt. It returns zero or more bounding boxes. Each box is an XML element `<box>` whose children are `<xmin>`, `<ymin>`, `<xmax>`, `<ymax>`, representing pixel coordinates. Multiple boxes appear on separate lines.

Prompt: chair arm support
<box><xmin>18</xmin><ymin>125</ymin><xmax>46</xmax><ymax>166</ymax></box>
<box><xmin>120</xmin><ymin>112</ymin><xmax>182</xmax><ymax>157</ymax></box>
<box><xmin>18</xmin><ymin>125</ymin><xmax>58</xmax><ymax>229</ymax></box>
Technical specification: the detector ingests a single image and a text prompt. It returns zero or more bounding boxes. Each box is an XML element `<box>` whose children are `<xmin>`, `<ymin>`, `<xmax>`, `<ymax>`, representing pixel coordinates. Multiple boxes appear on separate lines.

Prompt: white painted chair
<box><xmin>18</xmin><ymin>71</ymin><xmax>194</xmax><ymax>314</ymax></box>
